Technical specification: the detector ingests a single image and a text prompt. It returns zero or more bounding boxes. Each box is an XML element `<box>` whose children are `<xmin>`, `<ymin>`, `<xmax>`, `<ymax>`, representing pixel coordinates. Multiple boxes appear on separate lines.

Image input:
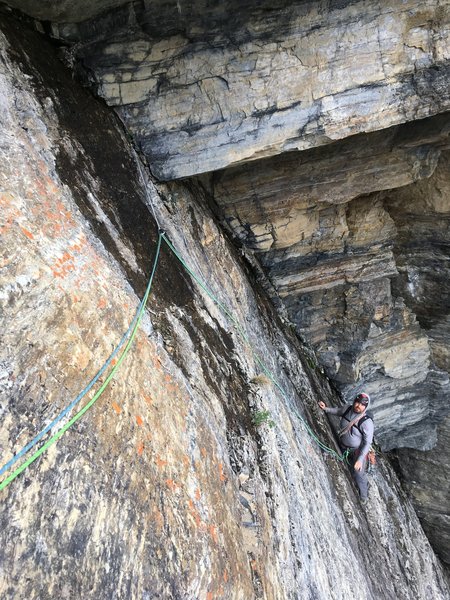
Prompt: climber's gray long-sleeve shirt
<box><xmin>324</xmin><ymin>405</ymin><xmax>374</xmax><ymax>461</ymax></box>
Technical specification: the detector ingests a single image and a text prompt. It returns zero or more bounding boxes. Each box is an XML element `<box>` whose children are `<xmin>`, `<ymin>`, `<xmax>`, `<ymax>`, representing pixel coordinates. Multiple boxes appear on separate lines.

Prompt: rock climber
<box><xmin>318</xmin><ymin>393</ymin><xmax>374</xmax><ymax>504</ymax></box>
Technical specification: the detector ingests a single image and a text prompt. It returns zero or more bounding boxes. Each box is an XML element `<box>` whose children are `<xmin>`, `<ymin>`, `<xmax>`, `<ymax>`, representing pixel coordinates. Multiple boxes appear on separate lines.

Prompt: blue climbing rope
<box><xmin>0</xmin><ymin>232</ymin><xmax>163</xmax><ymax>490</ymax></box>
<box><xmin>161</xmin><ymin>233</ymin><xmax>345</xmax><ymax>462</ymax></box>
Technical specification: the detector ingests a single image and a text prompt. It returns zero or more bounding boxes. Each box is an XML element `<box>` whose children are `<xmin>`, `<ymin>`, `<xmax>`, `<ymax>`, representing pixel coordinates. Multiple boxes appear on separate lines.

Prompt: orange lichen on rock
<box><xmin>187</xmin><ymin>500</ymin><xmax>203</xmax><ymax>528</ymax></box>
<box><xmin>20</xmin><ymin>226</ymin><xmax>34</xmax><ymax>240</ymax></box>
<box><xmin>165</xmin><ymin>479</ymin><xmax>180</xmax><ymax>492</ymax></box>
<box><xmin>218</xmin><ymin>462</ymin><xmax>227</xmax><ymax>483</ymax></box>
<box><xmin>51</xmin><ymin>251</ymin><xmax>77</xmax><ymax>278</ymax></box>
<box><xmin>111</xmin><ymin>401</ymin><xmax>122</xmax><ymax>415</ymax></box>
<box><xmin>155</xmin><ymin>455</ymin><xmax>168</xmax><ymax>469</ymax></box>
<box><xmin>142</xmin><ymin>393</ymin><xmax>153</xmax><ymax>405</ymax></box>
<box><xmin>209</xmin><ymin>524</ymin><xmax>218</xmax><ymax>544</ymax></box>
<box><xmin>97</xmin><ymin>297</ymin><xmax>107</xmax><ymax>309</ymax></box>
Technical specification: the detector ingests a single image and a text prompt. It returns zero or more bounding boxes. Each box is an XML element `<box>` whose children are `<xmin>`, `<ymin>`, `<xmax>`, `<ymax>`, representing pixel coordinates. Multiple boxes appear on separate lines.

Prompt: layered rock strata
<box><xmin>387</xmin><ymin>151</ymin><xmax>450</xmax><ymax>374</ymax></box>
<box><xmin>212</xmin><ymin>117</ymin><xmax>450</xmax><ymax>453</ymax></box>
<box><xmin>1</xmin><ymin>14</ymin><xmax>450</xmax><ymax>599</ymax></box>
<box><xmin>212</xmin><ymin>114</ymin><xmax>449</xmax><ymax>253</ymax></box>
<box><xmin>8</xmin><ymin>0</ymin><xmax>449</xmax><ymax>180</ymax></box>
<box><xmin>384</xmin><ymin>153</ymin><xmax>450</xmax><ymax>569</ymax></box>
<box><xmin>396</xmin><ymin>417</ymin><xmax>450</xmax><ymax>569</ymax></box>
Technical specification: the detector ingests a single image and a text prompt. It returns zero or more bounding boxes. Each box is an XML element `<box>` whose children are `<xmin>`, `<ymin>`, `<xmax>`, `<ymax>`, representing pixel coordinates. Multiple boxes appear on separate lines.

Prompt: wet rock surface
<box><xmin>1</xmin><ymin>12</ymin><xmax>450</xmax><ymax>599</ymax></box>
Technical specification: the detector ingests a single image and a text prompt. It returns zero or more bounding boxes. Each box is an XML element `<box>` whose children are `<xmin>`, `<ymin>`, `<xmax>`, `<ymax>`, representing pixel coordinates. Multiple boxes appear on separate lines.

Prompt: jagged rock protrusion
<box><xmin>6</xmin><ymin>0</ymin><xmax>449</xmax><ymax>179</ymax></box>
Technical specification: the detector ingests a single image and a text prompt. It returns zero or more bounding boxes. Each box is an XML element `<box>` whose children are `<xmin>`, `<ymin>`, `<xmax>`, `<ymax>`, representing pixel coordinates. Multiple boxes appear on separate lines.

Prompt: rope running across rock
<box><xmin>1</xmin><ymin>174</ymin><xmax>345</xmax><ymax>491</ymax></box>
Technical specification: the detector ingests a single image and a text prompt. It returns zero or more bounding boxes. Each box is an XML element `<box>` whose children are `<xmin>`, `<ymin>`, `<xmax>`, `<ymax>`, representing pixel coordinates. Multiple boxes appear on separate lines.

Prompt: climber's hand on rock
<box><xmin>354</xmin><ymin>460</ymin><xmax>363</xmax><ymax>472</ymax></box>
<box><xmin>318</xmin><ymin>401</ymin><xmax>327</xmax><ymax>410</ymax></box>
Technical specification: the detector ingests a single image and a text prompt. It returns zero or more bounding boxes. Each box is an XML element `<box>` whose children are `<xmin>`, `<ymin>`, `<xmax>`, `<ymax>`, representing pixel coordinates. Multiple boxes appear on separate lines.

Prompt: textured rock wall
<box><xmin>14</xmin><ymin>0</ymin><xmax>449</xmax><ymax>180</ymax></box>
<box><xmin>211</xmin><ymin>120</ymin><xmax>450</xmax><ymax>565</ymax></box>
<box><xmin>212</xmin><ymin>115</ymin><xmax>448</xmax><ymax>253</ymax></box>
<box><xmin>384</xmin><ymin>153</ymin><xmax>450</xmax><ymax>569</ymax></box>
<box><xmin>212</xmin><ymin>119</ymin><xmax>450</xmax><ymax>453</ymax></box>
<box><xmin>1</xmin><ymin>14</ymin><xmax>450</xmax><ymax>600</ymax></box>
<box><xmin>3</xmin><ymin>0</ymin><xmax>126</xmax><ymax>22</ymax></box>
<box><xmin>395</xmin><ymin>417</ymin><xmax>450</xmax><ymax>568</ymax></box>
<box><xmin>387</xmin><ymin>152</ymin><xmax>450</xmax><ymax>373</ymax></box>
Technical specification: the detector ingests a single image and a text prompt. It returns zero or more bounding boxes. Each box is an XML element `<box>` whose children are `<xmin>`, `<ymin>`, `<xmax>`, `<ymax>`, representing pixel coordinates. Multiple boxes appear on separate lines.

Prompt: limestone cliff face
<box><xmin>385</xmin><ymin>154</ymin><xmax>450</xmax><ymax>569</ymax></box>
<box><xmin>387</xmin><ymin>152</ymin><xmax>450</xmax><ymax>375</ymax></box>
<box><xmin>44</xmin><ymin>0</ymin><xmax>450</xmax><ymax>180</ymax></box>
<box><xmin>3</xmin><ymin>14</ymin><xmax>449</xmax><ymax>600</ymax></box>
<box><xmin>1</xmin><ymin>0</ymin><xmax>450</xmax><ymax>596</ymax></box>
<box><xmin>212</xmin><ymin>120</ymin><xmax>450</xmax><ymax>453</ymax></box>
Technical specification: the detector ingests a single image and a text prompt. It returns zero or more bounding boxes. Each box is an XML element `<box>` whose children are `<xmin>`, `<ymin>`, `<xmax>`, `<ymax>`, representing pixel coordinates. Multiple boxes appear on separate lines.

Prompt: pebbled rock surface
<box><xmin>1</xmin><ymin>13</ymin><xmax>449</xmax><ymax>599</ymax></box>
<box><xmin>6</xmin><ymin>0</ymin><xmax>449</xmax><ymax>179</ymax></box>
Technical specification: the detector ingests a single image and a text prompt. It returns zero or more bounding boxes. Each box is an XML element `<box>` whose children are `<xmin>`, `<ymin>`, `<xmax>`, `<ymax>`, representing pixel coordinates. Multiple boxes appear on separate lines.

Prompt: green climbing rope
<box><xmin>0</xmin><ymin>233</ymin><xmax>163</xmax><ymax>492</ymax></box>
<box><xmin>161</xmin><ymin>233</ymin><xmax>344</xmax><ymax>462</ymax></box>
<box><xmin>1</xmin><ymin>227</ymin><xmax>344</xmax><ymax>494</ymax></box>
